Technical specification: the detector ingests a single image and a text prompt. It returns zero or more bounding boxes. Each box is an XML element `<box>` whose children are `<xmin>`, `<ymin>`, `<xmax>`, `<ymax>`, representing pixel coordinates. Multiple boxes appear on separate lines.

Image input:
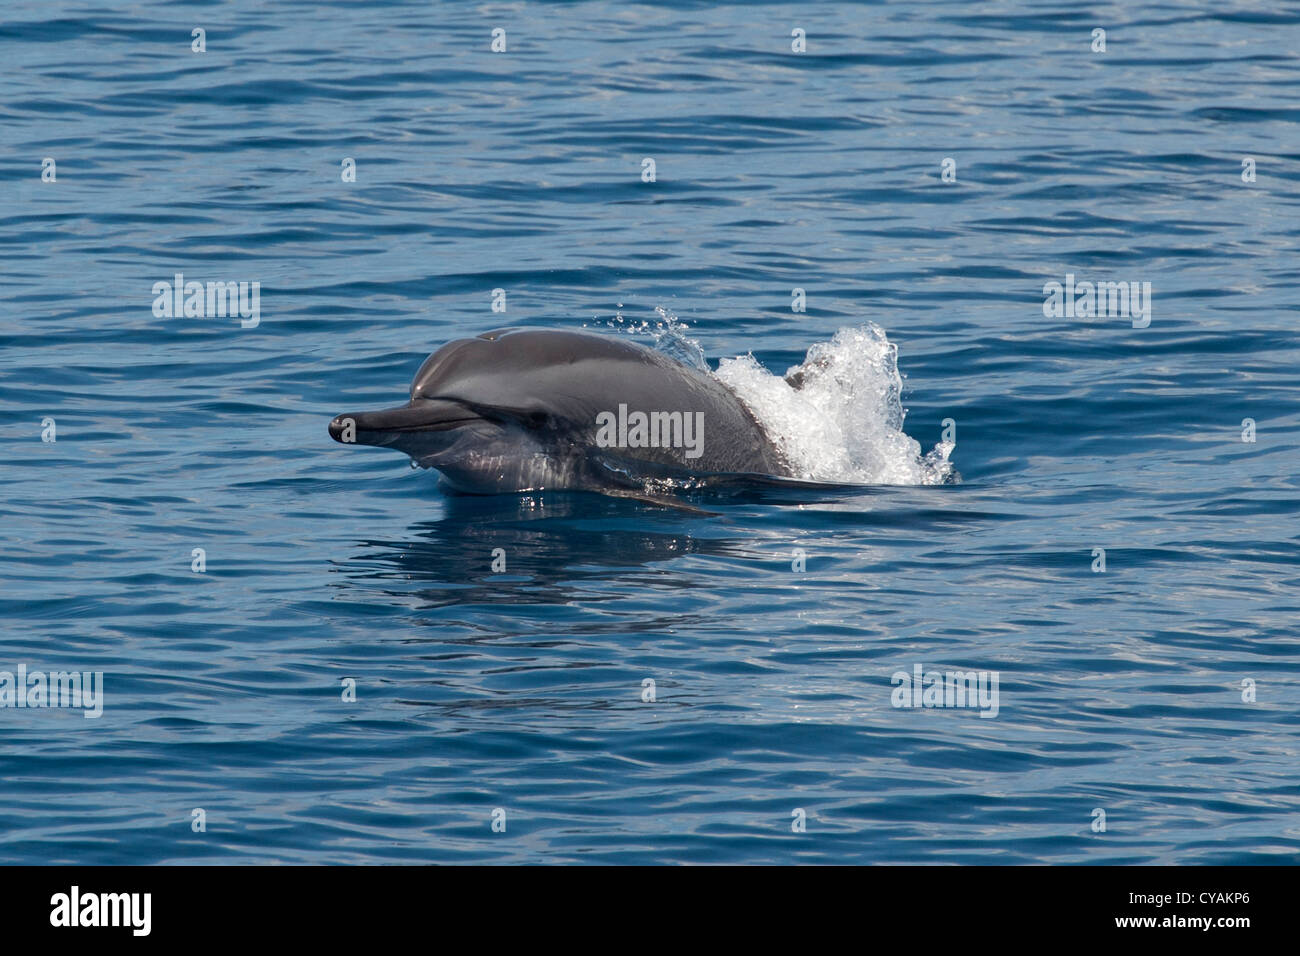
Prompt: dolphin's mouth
<box><xmin>329</xmin><ymin>399</ymin><xmax>483</xmax><ymax>447</ymax></box>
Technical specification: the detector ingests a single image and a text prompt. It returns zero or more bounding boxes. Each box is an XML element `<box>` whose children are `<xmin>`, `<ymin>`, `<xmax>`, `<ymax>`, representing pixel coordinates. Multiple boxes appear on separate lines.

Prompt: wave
<box><xmin>716</xmin><ymin>324</ymin><xmax>955</xmax><ymax>486</ymax></box>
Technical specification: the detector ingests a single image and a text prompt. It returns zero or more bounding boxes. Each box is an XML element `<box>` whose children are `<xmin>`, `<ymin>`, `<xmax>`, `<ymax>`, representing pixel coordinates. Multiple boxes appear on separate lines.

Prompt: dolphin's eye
<box><xmin>523</xmin><ymin>410</ymin><xmax>549</xmax><ymax>430</ymax></box>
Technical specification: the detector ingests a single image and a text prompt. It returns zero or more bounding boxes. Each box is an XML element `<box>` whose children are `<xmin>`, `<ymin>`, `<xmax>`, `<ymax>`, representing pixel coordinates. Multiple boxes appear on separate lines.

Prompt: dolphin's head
<box><xmin>329</xmin><ymin>328</ymin><xmax>627</xmax><ymax>491</ymax></box>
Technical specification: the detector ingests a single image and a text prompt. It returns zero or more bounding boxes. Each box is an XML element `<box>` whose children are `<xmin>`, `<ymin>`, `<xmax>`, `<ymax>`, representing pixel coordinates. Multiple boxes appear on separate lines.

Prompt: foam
<box><xmin>713</xmin><ymin>324</ymin><xmax>955</xmax><ymax>486</ymax></box>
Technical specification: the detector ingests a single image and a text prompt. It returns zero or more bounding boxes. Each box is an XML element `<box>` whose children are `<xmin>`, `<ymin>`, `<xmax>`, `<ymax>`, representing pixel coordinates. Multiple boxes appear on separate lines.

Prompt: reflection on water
<box><xmin>333</xmin><ymin>491</ymin><xmax>744</xmax><ymax>608</ymax></box>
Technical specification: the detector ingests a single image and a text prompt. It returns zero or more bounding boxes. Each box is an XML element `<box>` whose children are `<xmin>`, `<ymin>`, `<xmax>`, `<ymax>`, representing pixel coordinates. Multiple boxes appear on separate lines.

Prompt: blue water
<box><xmin>3</xmin><ymin>1</ymin><xmax>1298</xmax><ymax>864</ymax></box>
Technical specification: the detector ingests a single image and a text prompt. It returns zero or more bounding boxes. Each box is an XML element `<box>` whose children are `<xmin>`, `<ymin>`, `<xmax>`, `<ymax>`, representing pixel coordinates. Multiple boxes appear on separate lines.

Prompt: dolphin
<box><xmin>328</xmin><ymin>327</ymin><xmax>790</xmax><ymax>498</ymax></box>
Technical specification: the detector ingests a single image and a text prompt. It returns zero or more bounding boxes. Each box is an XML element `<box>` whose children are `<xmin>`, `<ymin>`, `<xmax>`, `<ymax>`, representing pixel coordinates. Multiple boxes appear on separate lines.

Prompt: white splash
<box><xmin>713</xmin><ymin>324</ymin><xmax>955</xmax><ymax>486</ymax></box>
<box><xmin>591</xmin><ymin>306</ymin><xmax>709</xmax><ymax>372</ymax></box>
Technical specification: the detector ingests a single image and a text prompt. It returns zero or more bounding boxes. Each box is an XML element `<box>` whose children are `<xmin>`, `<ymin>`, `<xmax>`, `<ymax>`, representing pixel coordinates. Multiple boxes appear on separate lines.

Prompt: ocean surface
<box><xmin>2</xmin><ymin>0</ymin><xmax>1298</xmax><ymax>864</ymax></box>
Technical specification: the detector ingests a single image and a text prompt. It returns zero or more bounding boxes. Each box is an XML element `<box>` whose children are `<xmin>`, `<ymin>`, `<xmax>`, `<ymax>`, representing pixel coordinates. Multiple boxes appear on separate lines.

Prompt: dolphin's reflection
<box><xmin>332</xmin><ymin>491</ymin><xmax>748</xmax><ymax>608</ymax></box>
<box><xmin>331</xmin><ymin>481</ymin><xmax>969</xmax><ymax>610</ymax></box>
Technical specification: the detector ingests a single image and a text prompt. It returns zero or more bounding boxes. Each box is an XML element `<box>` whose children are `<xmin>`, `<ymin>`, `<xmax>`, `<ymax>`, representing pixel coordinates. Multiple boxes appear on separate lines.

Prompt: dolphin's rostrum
<box><xmin>329</xmin><ymin>328</ymin><xmax>789</xmax><ymax>495</ymax></box>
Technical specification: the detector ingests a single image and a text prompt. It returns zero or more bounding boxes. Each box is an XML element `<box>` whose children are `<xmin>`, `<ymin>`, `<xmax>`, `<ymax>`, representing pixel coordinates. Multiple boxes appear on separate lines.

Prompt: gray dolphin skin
<box><xmin>329</xmin><ymin>327</ymin><xmax>790</xmax><ymax>495</ymax></box>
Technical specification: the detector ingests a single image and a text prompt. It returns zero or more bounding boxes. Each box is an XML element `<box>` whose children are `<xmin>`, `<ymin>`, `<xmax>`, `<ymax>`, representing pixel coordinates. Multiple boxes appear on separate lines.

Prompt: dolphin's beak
<box><xmin>329</xmin><ymin>399</ymin><xmax>481</xmax><ymax>448</ymax></box>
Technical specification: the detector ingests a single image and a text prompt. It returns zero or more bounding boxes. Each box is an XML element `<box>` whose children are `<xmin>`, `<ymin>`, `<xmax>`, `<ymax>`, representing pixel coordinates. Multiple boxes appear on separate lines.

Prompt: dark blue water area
<box><xmin>1</xmin><ymin>1</ymin><xmax>1298</xmax><ymax>864</ymax></box>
